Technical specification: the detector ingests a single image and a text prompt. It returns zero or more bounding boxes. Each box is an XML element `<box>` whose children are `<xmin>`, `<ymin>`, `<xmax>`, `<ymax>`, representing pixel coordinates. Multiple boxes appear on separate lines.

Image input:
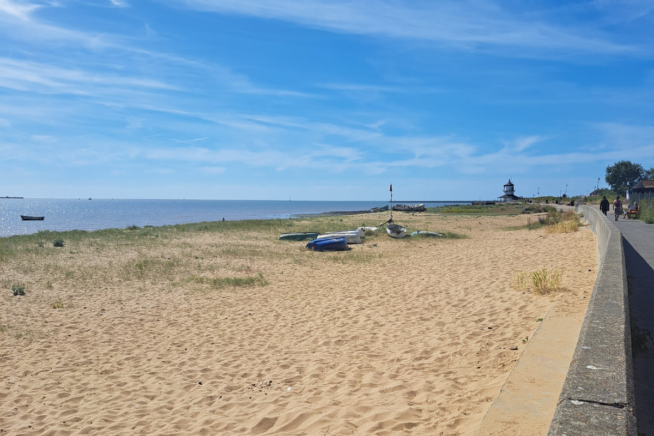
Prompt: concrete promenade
<box><xmin>613</xmin><ymin>215</ymin><xmax>654</xmax><ymax>435</ymax></box>
<box><xmin>548</xmin><ymin>204</ymin><xmax>635</xmax><ymax>436</ymax></box>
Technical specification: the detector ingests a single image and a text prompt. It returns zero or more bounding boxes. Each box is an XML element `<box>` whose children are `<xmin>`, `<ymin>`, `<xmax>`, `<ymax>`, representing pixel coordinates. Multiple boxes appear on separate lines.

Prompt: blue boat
<box><xmin>305</xmin><ymin>237</ymin><xmax>348</xmax><ymax>252</ymax></box>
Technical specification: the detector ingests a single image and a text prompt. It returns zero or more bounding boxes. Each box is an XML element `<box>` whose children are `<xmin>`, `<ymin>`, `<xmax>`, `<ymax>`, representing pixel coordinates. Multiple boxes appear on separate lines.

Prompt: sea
<box><xmin>1</xmin><ymin>199</ymin><xmax>468</xmax><ymax>237</ymax></box>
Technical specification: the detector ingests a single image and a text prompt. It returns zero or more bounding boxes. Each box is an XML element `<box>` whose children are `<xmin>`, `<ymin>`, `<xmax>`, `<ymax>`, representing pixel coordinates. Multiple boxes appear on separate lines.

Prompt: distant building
<box><xmin>631</xmin><ymin>180</ymin><xmax>654</xmax><ymax>194</ymax></box>
<box><xmin>498</xmin><ymin>179</ymin><xmax>521</xmax><ymax>202</ymax></box>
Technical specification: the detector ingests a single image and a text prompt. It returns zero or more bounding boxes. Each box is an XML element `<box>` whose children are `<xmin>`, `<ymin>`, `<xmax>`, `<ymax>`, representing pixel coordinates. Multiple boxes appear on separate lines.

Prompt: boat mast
<box><xmin>390</xmin><ymin>184</ymin><xmax>393</xmax><ymax>222</ymax></box>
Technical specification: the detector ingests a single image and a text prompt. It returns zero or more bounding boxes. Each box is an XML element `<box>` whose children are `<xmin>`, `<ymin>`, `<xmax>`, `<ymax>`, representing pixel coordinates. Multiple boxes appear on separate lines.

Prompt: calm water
<box><xmin>0</xmin><ymin>199</ymin><xmax>466</xmax><ymax>237</ymax></box>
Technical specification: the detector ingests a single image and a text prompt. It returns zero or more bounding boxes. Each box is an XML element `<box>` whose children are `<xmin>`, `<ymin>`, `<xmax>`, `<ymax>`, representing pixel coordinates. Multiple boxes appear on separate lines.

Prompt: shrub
<box><xmin>52</xmin><ymin>238</ymin><xmax>64</xmax><ymax>247</ymax></box>
<box><xmin>127</xmin><ymin>225</ymin><xmax>140</xmax><ymax>230</ymax></box>
<box><xmin>11</xmin><ymin>284</ymin><xmax>25</xmax><ymax>296</ymax></box>
<box><xmin>640</xmin><ymin>203</ymin><xmax>654</xmax><ymax>224</ymax></box>
<box><xmin>536</xmin><ymin>209</ymin><xmax>581</xmax><ymax>233</ymax></box>
<box><xmin>51</xmin><ymin>299</ymin><xmax>65</xmax><ymax>309</ymax></box>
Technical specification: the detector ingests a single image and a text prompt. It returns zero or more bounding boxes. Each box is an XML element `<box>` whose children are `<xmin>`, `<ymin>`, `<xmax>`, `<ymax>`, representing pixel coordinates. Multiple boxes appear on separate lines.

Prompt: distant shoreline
<box><xmin>2</xmin><ymin>199</ymin><xmax>471</xmax><ymax>237</ymax></box>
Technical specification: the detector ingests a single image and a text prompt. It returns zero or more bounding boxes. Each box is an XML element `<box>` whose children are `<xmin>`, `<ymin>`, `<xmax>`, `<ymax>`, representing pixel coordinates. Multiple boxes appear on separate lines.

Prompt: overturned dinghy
<box><xmin>279</xmin><ymin>232</ymin><xmax>319</xmax><ymax>241</ymax></box>
<box><xmin>316</xmin><ymin>233</ymin><xmax>362</xmax><ymax>244</ymax></box>
<box><xmin>410</xmin><ymin>231</ymin><xmax>444</xmax><ymax>238</ymax></box>
<box><xmin>386</xmin><ymin>223</ymin><xmax>407</xmax><ymax>239</ymax></box>
<box><xmin>326</xmin><ymin>228</ymin><xmax>365</xmax><ymax>237</ymax></box>
<box><xmin>370</xmin><ymin>205</ymin><xmax>389</xmax><ymax>212</ymax></box>
<box><xmin>306</xmin><ymin>237</ymin><xmax>348</xmax><ymax>252</ymax></box>
<box><xmin>392</xmin><ymin>204</ymin><xmax>426</xmax><ymax>212</ymax></box>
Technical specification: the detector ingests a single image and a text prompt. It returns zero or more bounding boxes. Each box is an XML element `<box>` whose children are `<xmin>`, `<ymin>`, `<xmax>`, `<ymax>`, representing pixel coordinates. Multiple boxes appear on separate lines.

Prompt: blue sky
<box><xmin>1</xmin><ymin>0</ymin><xmax>653</xmax><ymax>200</ymax></box>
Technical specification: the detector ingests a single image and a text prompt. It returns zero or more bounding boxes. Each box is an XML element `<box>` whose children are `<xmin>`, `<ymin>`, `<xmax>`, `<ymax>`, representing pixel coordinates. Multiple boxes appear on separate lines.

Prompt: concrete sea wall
<box><xmin>547</xmin><ymin>205</ymin><xmax>636</xmax><ymax>435</ymax></box>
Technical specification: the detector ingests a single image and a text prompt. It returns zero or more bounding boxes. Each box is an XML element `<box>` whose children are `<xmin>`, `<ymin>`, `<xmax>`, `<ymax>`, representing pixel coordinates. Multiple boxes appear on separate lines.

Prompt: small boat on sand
<box><xmin>279</xmin><ymin>232</ymin><xmax>319</xmax><ymax>241</ymax></box>
<box><xmin>324</xmin><ymin>228</ymin><xmax>365</xmax><ymax>237</ymax></box>
<box><xmin>392</xmin><ymin>204</ymin><xmax>426</xmax><ymax>212</ymax></box>
<box><xmin>410</xmin><ymin>231</ymin><xmax>444</xmax><ymax>238</ymax></box>
<box><xmin>21</xmin><ymin>215</ymin><xmax>45</xmax><ymax>221</ymax></box>
<box><xmin>370</xmin><ymin>205</ymin><xmax>389</xmax><ymax>212</ymax></box>
<box><xmin>306</xmin><ymin>237</ymin><xmax>348</xmax><ymax>252</ymax></box>
<box><xmin>386</xmin><ymin>223</ymin><xmax>407</xmax><ymax>239</ymax></box>
<box><xmin>316</xmin><ymin>233</ymin><xmax>362</xmax><ymax>244</ymax></box>
<box><xmin>382</xmin><ymin>184</ymin><xmax>407</xmax><ymax>238</ymax></box>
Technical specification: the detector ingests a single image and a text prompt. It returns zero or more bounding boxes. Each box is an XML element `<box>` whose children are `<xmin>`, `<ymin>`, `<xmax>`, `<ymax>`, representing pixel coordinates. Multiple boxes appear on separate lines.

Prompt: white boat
<box><xmin>316</xmin><ymin>233</ymin><xmax>362</xmax><ymax>244</ymax></box>
<box><xmin>386</xmin><ymin>224</ymin><xmax>407</xmax><ymax>239</ymax></box>
<box><xmin>325</xmin><ymin>228</ymin><xmax>365</xmax><ymax>237</ymax></box>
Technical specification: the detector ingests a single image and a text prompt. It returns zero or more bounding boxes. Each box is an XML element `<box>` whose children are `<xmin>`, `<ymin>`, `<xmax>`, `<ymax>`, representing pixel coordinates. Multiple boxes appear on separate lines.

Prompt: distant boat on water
<box><xmin>21</xmin><ymin>215</ymin><xmax>45</xmax><ymax>221</ymax></box>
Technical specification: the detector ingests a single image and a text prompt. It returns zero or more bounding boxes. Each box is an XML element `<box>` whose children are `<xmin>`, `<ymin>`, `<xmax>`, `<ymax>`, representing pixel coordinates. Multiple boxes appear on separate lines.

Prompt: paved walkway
<box><xmin>612</xmin><ymin>214</ymin><xmax>654</xmax><ymax>435</ymax></box>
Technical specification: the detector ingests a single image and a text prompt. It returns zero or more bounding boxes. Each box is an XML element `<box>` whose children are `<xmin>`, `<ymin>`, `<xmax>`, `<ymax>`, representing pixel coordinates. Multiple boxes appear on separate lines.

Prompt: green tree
<box><xmin>605</xmin><ymin>161</ymin><xmax>644</xmax><ymax>195</ymax></box>
<box><xmin>644</xmin><ymin>167</ymin><xmax>654</xmax><ymax>180</ymax></box>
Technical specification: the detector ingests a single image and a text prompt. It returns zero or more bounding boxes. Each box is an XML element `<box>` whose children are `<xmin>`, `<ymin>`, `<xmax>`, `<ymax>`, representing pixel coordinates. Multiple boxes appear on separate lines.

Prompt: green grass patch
<box><xmin>427</xmin><ymin>203</ymin><xmax>555</xmax><ymax>216</ymax></box>
<box><xmin>186</xmin><ymin>273</ymin><xmax>268</xmax><ymax>289</ymax></box>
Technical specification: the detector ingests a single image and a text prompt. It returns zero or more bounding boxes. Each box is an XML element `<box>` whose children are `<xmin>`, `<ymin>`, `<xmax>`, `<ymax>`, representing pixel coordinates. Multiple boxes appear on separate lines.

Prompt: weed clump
<box><xmin>12</xmin><ymin>284</ymin><xmax>26</xmax><ymax>296</ymax></box>
<box><xmin>513</xmin><ymin>269</ymin><xmax>561</xmax><ymax>296</ymax></box>
<box><xmin>51</xmin><ymin>299</ymin><xmax>65</xmax><ymax>309</ymax></box>
<box><xmin>52</xmin><ymin>238</ymin><xmax>64</xmax><ymax>247</ymax></box>
<box><xmin>127</xmin><ymin>225</ymin><xmax>140</xmax><ymax>230</ymax></box>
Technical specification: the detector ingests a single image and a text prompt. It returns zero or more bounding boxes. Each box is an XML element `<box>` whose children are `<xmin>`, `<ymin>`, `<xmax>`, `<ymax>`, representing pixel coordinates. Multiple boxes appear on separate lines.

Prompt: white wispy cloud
<box><xmin>172</xmin><ymin>137</ymin><xmax>208</xmax><ymax>143</ymax></box>
<box><xmin>109</xmin><ymin>0</ymin><xmax>129</xmax><ymax>8</ymax></box>
<box><xmin>0</xmin><ymin>58</ymin><xmax>176</xmax><ymax>94</ymax></box>
<box><xmin>505</xmin><ymin>136</ymin><xmax>550</xmax><ymax>152</ymax></box>
<box><xmin>171</xmin><ymin>0</ymin><xmax>645</xmax><ymax>56</ymax></box>
<box><xmin>0</xmin><ymin>1</ymin><xmax>315</xmax><ymax>98</ymax></box>
<box><xmin>0</xmin><ymin>0</ymin><xmax>40</xmax><ymax>21</ymax></box>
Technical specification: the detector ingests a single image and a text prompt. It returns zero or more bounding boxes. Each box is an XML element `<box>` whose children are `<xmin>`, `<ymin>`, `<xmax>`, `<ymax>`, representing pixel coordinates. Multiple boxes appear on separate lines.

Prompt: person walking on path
<box><xmin>600</xmin><ymin>196</ymin><xmax>610</xmax><ymax>216</ymax></box>
<box><xmin>613</xmin><ymin>196</ymin><xmax>623</xmax><ymax>221</ymax></box>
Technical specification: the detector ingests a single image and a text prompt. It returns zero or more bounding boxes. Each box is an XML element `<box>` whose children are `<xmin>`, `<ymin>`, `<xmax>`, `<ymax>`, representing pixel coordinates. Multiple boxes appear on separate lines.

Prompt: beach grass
<box><xmin>427</xmin><ymin>203</ymin><xmax>558</xmax><ymax>216</ymax></box>
<box><xmin>186</xmin><ymin>273</ymin><xmax>268</xmax><ymax>289</ymax></box>
<box><xmin>1</xmin><ymin>213</ymin><xmax>468</xmax><ymax>302</ymax></box>
<box><xmin>639</xmin><ymin>202</ymin><xmax>654</xmax><ymax>224</ymax></box>
<box><xmin>513</xmin><ymin>268</ymin><xmax>562</xmax><ymax>296</ymax></box>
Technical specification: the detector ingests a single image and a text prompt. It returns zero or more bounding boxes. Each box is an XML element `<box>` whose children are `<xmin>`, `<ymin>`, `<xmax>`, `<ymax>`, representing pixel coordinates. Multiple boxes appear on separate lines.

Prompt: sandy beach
<box><xmin>1</xmin><ymin>212</ymin><xmax>597</xmax><ymax>435</ymax></box>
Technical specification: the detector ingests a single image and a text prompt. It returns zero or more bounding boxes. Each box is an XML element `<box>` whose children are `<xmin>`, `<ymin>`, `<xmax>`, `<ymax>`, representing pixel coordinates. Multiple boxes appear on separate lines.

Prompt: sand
<box><xmin>0</xmin><ymin>212</ymin><xmax>597</xmax><ymax>435</ymax></box>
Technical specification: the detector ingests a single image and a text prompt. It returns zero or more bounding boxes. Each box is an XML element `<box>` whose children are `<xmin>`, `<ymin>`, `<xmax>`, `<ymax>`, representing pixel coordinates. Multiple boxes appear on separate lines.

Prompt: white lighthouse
<box><xmin>498</xmin><ymin>179</ymin><xmax>520</xmax><ymax>202</ymax></box>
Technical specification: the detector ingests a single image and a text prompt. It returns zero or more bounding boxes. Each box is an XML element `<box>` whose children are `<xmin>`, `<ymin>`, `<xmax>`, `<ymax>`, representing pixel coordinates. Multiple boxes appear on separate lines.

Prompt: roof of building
<box><xmin>498</xmin><ymin>193</ymin><xmax>521</xmax><ymax>199</ymax></box>
<box><xmin>504</xmin><ymin>179</ymin><xmax>514</xmax><ymax>186</ymax></box>
<box><xmin>632</xmin><ymin>180</ymin><xmax>654</xmax><ymax>190</ymax></box>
